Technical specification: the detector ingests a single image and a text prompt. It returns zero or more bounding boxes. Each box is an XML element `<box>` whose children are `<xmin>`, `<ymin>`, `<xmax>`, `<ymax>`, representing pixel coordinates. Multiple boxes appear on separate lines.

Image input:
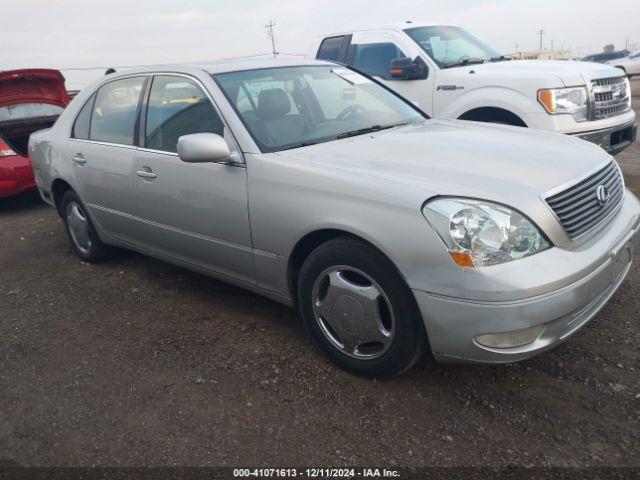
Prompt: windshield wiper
<box><xmin>336</xmin><ymin>124</ymin><xmax>399</xmax><ymax>139</ymax></box>
<box><xmin>443</xmin><ymin>58</ymin><xmax>486</xmax><ymax>69</ymax></box>
<box><xmin>287</xmin><ymin>140</ymin><xmax>322</xmax><ymax>149</ymax></box>
<box><xmin>490</xmin><ymin>55</ymin><xmax>511</xmax><ymax>62</ymax></box>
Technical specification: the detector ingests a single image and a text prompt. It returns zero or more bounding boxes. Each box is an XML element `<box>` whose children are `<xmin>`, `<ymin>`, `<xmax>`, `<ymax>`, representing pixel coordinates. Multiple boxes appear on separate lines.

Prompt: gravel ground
<box><xmin>1</xmin><ymin>79</ymin><xmax>639</xmax><ymax>468</ymax></box>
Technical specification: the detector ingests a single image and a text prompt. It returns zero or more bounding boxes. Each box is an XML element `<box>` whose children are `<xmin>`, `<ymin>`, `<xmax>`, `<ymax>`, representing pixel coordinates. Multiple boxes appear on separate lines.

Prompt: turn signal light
<box><xmin>448</xmin><ymin>250</ymin><xmax>475</xmax><ymax>268</ymax></box>
<box><xmin>538</xmin><ymin>90</ymin><xmax>556</xmax><ymax>113</ymax></box>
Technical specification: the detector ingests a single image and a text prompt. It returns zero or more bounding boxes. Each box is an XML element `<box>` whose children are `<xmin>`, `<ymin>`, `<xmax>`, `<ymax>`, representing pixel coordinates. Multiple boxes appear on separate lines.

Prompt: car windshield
<box><xmin>213</xmin><ymin>65</ymin><xmax>424</xmax><ymax>152</ymax></box>
<box><xmin>0</xmin><ymin>103</ymin><xmax>64</xmax><ymax>122</ymax></box>
<box><xmin>405</xmin><ymin>25</ymin><xmax>505</xmax><ymax>69</ymax></box>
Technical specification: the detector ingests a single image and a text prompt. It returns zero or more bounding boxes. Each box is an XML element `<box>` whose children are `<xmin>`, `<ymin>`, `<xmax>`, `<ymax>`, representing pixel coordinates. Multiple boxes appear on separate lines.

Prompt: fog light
<box><xmin>475</xmin><ymin>325</ymin><xmax>544</xmax><ymax>349</ymax></box>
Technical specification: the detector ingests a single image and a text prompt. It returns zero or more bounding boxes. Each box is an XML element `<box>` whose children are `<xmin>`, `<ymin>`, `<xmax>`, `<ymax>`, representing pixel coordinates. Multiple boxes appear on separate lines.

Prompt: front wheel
<box><xmin>297</xmin><ymin>237</ymin><xmax>427</xmax><ymax>378</ymax></box>
<box><xmin>61</xmin><ymin>190</ymin><xmax>114</xmax><ymax>263</ymax></box>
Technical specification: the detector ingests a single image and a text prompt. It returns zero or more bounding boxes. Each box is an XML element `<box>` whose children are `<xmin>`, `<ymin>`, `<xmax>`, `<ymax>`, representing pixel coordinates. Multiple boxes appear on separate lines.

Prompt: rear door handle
<box><xmin>136</xmin><ymin>168</ymin><xmax>157</xmax><ymax>179</ymax></box>
<box><xmin>72</xmin><ymin>154</ymin><xmax>86</xmax><ymax>164</ymax></box>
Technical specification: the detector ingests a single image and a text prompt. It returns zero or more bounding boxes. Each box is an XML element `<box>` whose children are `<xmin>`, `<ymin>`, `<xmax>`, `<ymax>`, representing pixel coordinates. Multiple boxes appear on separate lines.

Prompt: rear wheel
<box><xmin>61</xmin><ymin>190</ymin><xmax>114</xmax><ymax>263</ymax></box>
<box><xmin>297</xmin><ymin>237</ymin><xmax>427</xmax><ymax>378</ymax></box>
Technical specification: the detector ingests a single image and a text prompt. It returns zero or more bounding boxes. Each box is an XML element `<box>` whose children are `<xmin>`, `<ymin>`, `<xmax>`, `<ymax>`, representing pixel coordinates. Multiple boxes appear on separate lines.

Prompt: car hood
<box><xmin>275</xmin><ymin>120</ymin><xmax>611</xmax><ymax>209</ymax></box>
<box><xmin>0</xmin><ymin>69</ymin><xmax>70</xmax><ymax>108</ymax></box>
<box><xmin>459</xmin><ymin>60</ymin><xmax>624</xmax><ymax>86</ymax></box>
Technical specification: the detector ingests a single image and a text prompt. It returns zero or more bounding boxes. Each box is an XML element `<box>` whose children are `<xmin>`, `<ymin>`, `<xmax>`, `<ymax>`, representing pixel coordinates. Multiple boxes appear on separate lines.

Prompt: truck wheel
<box><xmin>297</xmin><ymin>236</ymin><xmax>427</xmax><ymax>378</ymax></box>
<box><xmin>61</xmin><ymin>190</ymin><xmax>114</xmax><ymax>263</ymax></box>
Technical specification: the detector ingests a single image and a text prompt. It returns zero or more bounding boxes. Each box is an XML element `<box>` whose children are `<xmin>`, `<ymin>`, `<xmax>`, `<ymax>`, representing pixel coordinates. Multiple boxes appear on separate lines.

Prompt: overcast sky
<box><xmin>1</xmin><ymin>0</ymin><xmax>638</xmax><ymax>89</ymax></box>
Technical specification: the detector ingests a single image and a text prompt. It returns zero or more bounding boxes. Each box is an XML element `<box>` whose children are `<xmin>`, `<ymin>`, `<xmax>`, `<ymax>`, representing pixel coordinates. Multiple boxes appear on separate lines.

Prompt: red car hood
<box><xmin>0</xmin><ymin>69</ymin><xmax>70</xmax><ymax>108</ymax></box>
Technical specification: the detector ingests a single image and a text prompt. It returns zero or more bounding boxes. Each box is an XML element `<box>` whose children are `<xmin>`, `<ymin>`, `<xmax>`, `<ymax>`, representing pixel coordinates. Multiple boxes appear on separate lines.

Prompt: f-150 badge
<box><xmin>437</xmin><ymin>85</ymin><xmax>465</xmax><ymax>91</ymax></box>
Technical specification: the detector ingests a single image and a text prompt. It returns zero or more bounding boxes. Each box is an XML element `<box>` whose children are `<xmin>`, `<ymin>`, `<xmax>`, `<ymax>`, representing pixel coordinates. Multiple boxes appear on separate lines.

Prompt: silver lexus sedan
<box><xmin>30</xmin><ymin>59</ymin><xmax>640</xmax><ymax>377</ymax></box>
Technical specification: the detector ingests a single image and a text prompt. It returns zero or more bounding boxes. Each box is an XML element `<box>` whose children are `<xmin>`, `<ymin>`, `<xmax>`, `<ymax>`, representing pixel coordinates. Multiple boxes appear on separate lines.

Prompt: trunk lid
<box><xmin>0</xmin><ymin>69</ymin><xmax>70</xmax><ymax>109</ymax></box>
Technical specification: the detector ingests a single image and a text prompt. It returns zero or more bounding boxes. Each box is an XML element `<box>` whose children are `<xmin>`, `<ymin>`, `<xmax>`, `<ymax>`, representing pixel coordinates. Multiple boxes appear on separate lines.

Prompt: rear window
<box><xmin>72</xmin><ymin>93</ymin><xmax>96</xmax><ymax>140</ymax></box>
<box><xmin>317</xmin><ymin>36</ymin><xmax>348</xmax><ymax>62</ymax></box>
<box><xmin>0</xmin><ymin>103</ymin><xmax>63</xmax><ymax>122</ymax></box>
<box><xmin>89</xmin><ymin>76</ymin><xmax>145</xmax><ymax>145</ymax></box>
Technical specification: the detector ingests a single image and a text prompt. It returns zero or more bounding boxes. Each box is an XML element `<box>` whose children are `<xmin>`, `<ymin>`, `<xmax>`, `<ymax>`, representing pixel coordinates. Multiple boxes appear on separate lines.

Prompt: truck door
<box><xmin>347</xmin><ymin>30</ymin><xmax>435</xmax><ymax>115</ymax></box>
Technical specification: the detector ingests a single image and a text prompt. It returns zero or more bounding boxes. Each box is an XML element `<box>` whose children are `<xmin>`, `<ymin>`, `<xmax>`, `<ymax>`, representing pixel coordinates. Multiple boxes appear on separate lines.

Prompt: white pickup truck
<box><xmin>311</xmin><ymin>23</ymin><xmax>637</xmax><ymax>155</ymax></box>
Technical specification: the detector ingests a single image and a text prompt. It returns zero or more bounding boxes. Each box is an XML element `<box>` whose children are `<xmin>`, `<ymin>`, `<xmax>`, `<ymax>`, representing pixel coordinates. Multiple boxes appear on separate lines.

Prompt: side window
<box><xmin>90</xmin><ymin>77</ymin><xmax>145</xmax><ymax>145</ymax></box>
<box><xmin>72</xmin><ymin>94</ymin><xmax>95</xmax><ymax>140</ymax></box>
<box><xmin>317</xmin><ymin>36</ymin><xmax>347</xmax><ymax>62</ymax></box>
<box><xmin>352</xmin><ymin>43</ymin><xmax>407</xmax><ymax>79</ymax></box>
<box><xmin>145</xmin><ymin>75</ymin><xmax>224</xmax><ymax>153</ymax></box>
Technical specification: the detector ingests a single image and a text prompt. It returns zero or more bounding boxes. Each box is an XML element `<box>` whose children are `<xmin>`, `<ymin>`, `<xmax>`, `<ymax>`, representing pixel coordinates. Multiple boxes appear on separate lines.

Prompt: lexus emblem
<box><xmin>596</xmin><ymin>185</ymin><xmax>610</xmax><ymax>206</ymax></box>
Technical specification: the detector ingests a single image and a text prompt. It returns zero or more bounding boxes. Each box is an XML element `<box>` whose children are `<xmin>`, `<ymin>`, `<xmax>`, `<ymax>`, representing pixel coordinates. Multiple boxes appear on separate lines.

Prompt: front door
<box><xmin>133</xmin><ymin>74</ymin><xmax>254</xmax><ymax>284</ymax></box>
<box><xmin>348</xmin><ymin>30</ymin><xmax>435</xmax><ymax>114</ymax></box>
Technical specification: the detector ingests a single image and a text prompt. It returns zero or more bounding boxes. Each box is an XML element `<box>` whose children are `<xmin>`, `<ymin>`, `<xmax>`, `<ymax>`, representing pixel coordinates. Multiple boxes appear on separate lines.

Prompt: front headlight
<box><xmin>538</xmin><ymin>86</ymin><xmax>588</xmax><ymax>122</ymax></box>
<box><xmin>423</xmin><ymin>198</ymin><xmax>551</xmax><ymax>268</ymax></box>
<box><xmin>624</xmin><ymin>78</ymin><xmax>632</xmax><ymax>109</ymax></box>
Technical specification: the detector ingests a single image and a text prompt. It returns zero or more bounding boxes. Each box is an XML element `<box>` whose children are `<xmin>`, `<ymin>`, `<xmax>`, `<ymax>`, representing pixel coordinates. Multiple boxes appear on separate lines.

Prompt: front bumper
<box><xmin>573</xmin><ymin>121</ymin><xmax>637</xmax><ymax>156</ymax></box>
<box><xmin>414</xmin><ymin>205</ymin><xmax>640</xmax><ymax>364</ymax></box>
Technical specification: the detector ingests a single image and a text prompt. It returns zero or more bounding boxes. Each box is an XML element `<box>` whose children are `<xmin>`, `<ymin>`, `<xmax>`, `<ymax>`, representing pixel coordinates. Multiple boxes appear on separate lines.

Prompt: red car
<box><xmin>0</xmin><ymin>69</ymin><xmax>70</xmax><ymax>198</ymax></box>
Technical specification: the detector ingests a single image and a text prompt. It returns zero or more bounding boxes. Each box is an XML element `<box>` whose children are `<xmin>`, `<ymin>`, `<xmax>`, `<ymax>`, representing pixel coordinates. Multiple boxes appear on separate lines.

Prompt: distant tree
<box><xmin>603</xmin><ymin>44</ymin><xmax>615</xmax><ymax>53</ymax></box>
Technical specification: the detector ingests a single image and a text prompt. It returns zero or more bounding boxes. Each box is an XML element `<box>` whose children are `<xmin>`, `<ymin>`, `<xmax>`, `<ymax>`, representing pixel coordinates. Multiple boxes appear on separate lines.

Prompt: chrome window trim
<box><xmin>68</xmin><ymin>138</ymin><xmax>138</xmax><ymax>151</ymax></box>
<box><xmin>540</xmin><ymin>159</ymin><xmax>625</xmax><ymax>241</ymax></box>
<box><xmin>68</xmin><ymin>70</ymin><xmax>245</xmax><ymax>164</ymax></box>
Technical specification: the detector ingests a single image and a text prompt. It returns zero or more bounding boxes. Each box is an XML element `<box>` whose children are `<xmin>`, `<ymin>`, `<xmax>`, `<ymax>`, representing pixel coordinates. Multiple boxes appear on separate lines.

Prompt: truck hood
<box><xmin>275</xmin><ymin>120</ymin><xmax>611</xmax><ymax>207</ymax></box>
<box><xmin>0</xmin><ymin>69</ymin><xmax>70</xmax><ymax>108</ymax></box>
<box><xmin>460</xmin><ymin>60</ymin><xmax>624</xmax><ymax>86</ymax></box>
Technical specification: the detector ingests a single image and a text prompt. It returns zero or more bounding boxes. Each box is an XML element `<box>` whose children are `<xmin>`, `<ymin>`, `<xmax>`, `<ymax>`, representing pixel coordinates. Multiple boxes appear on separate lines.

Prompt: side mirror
<box><xmin>177</xmin><ymin>133</ymin><xmax>232</xmax><ymax>164</ymax></box>
<box><xmin>390</xmin><ymin>56</ymin><xmax>429</xmax><ymax>80</ymax></box>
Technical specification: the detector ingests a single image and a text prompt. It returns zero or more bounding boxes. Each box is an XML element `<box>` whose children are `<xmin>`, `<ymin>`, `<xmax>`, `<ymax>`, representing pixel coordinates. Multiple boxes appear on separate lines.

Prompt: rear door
<box><xmin>133</xmin><ymin>74</ymin><xmax>254</xmax><ymax>283</ymax></box>
<box><xmin>69</xmin><ymin>75</ymin><xmax>148</xmax><ymax>245</ymax></box>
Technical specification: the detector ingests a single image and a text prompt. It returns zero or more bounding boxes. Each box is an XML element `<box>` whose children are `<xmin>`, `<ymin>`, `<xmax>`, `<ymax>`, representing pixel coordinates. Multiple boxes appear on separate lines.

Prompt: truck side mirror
<box><xmin>390</xmin><ymin>57</ymin><xmax>429</xmax><ymax>80</ymax></box>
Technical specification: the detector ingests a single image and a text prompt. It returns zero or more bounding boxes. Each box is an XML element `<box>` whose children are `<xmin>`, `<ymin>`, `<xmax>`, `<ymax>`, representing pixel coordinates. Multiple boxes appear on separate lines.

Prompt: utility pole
<box><xmin>537</xmin><ymin>29</ymin><xmax>545</xmax><ymax>51</ymax></box>
<box><xmin>265</xmin><ymin>20</ymin><xmax>278</xmax><ymax>59</ymax></box>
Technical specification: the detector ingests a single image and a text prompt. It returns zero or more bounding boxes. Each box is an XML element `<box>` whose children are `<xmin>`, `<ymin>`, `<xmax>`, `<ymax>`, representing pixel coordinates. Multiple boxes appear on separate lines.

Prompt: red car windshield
<box><xmin>0</xmin><ymin>103</ymin><xmax>64</xmax><ymax>122</ymax></box>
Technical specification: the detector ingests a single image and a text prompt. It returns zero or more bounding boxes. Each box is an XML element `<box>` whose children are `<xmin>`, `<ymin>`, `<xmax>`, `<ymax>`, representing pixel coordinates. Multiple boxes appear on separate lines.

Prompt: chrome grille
<box><xmin>545</xmin><ymin>161</ymin><xmax>624</xmax><ymax>239</ymax></box>
<box><xmin>590</xmin><ymin>76</ymin><xmax>630</xmax><ymax>120</ymax></box>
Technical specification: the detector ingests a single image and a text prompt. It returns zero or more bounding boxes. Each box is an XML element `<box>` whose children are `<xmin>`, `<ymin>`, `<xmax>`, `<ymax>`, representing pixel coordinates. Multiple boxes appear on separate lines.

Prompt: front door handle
<box><xmin>136</xmin><ymin>167</ymin><xmax>157</xmax><ymax>179</ymax></box>
<box><xmin>72</xmin><ymin>154</ymin><xmax>86</xmax><ymax>165</ymax></box>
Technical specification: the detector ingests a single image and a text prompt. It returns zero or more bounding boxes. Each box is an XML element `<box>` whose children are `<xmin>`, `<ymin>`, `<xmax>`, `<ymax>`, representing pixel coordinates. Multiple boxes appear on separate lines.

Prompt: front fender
<box><xmin>440</xmin><ymin>86</ymin><xmax>542</xmax><ymax>128</ymax></box>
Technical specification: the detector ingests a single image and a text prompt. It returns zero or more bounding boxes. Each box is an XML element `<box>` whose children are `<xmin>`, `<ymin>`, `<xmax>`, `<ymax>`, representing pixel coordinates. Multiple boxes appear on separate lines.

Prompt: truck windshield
<box><xmin>214</xmin><ymin>66</ymin><xmax>424</xmax><ymax>153</ymax></box>
<box><xmin>405</xmin><ymin>26</ymin><xmax>505</xmax><ymax>69</ymax></box>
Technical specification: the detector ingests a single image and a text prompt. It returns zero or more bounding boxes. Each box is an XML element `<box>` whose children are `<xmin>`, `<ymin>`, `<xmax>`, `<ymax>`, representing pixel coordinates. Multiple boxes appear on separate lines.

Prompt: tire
<box><xmin>297</xmin><ymin>236</ymin><xmax>427</xmax><ymax>378</ymax></box>
<box><xmin>61</xmin><ymin>190</ymin><xmax>114</xmax><ymax>263</ymax></box>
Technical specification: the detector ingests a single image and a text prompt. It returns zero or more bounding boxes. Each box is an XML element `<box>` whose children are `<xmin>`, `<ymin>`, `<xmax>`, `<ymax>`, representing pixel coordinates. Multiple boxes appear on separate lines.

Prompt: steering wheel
<box><xmin>456</xmin><ymin>55</ymin><xmax>471</xmax><ymax>63</ymax></box>
<box><xmin>336</xmin><ymin>104</ymin><xmax>364</xmax><ymax>121</ymax></box>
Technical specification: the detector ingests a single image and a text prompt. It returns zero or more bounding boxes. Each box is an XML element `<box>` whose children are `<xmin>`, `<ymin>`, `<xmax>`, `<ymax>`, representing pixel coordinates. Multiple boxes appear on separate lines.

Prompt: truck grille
<box><xmin>590</xmin><ymin>76</ymin><xmax>630</xmax><ymax>120</ymax></box>
<box><xmin>545</xmin><ymin>161</ymin><xmax>624</xmax><ymax>239</ymax></box>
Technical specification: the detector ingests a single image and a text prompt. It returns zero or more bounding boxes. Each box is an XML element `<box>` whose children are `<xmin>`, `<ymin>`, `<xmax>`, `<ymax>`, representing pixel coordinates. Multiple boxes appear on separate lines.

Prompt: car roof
<box><xmin>105</xmin><ymin>58</ymin><xmax>335</xmax><ymax>79</ymax></box>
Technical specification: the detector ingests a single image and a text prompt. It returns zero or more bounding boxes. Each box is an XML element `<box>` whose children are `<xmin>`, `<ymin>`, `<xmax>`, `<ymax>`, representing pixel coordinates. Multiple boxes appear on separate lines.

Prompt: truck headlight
<box><xmin>423</xmin><ymin>198</ymin><xmax>551</xmax><ymax>267</ymax></box>
<box><xmin>538</xmin><ymin>86</ymin><xmax>588</xmax><ymax>122</ymax></box>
